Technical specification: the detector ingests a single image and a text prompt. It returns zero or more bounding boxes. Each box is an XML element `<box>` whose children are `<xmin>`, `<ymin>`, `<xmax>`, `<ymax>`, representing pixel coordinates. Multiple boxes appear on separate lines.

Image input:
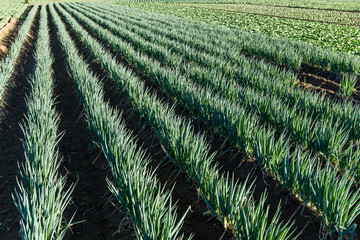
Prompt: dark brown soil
<box><xmin>296</xmin><ymin>73</ymin><xmax>360</xmax><ymax>103</ymax></box>
<box><xmin>297</xmin><ymin>73</ymin><xmax>339</xmax><ymax>95</ymax></box>
<box><xmin>0</xmin><ymin>6</ymin><xmax>40</xmax><ymax>240</ymax></box>
<box><xmin>297</xmin><ymin>64</ymin><xmax>360</xmax><ymax>102</ymax></box>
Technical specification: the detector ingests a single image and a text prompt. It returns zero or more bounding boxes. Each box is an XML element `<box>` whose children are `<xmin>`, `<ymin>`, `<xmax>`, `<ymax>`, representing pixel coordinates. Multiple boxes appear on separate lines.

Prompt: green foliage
<box><xmin>13</xmin><ymin>4</ymin><xmax>74</xmax><ymax>240</ymax></box>
<box><xmin>79</xmin><ymin>2</ymin><xmax>360</xmax><ymax>170</ymax></box>
<box><xmin>102</xmin><ymin>3</ymin><xmax>360</xmax><ymax>74</ymax></box>
<box><xmin>339</xmin><ymin>73</ymin><xmax>357</xmax><ymax>99</ymax></box>
<box><xmin>49</xmin><ymin>3</ymin><xmax>189</xmax><ymax>239</ymax></box>
<box><xmin>0</xmin><ymin>0</ymin><xmax>27</xmax><ymax>28</ymax></box>
<box><xmin>66</xmin><ymin>2</ymin><xmax>360</xmax><ymax>237</ymax></box>
<box><xmin>57</xmin><ymin>2</ymin><xmax>360</xmax><ymax>237</ymax></box>
<box><xmin>124</xmin><ymin>3</ymin><xmax>360</xmax><ymax>56</ymax></box>
<box><xmin>107</xmin><ymin>0</ymin><xmax>360</xmax><ymax>11</ymax></box>
<box><xmin>56</xmin><ymin>2</ymin><xmax>297</xmax><ymax>239</ymax></box>
<box><xmin>174</xmin><ymin>3</ymin><xmax>360</xmax><ymax>26</ymax></box>
<box><xmin>0</xmin><ymin>3</ymin><xmax>36</xmax><ymax>104</ymax></box>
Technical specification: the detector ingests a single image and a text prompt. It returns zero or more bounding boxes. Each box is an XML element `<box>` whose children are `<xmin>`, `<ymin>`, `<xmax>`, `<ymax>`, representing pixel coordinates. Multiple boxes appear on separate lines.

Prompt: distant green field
<box><xmin>123</xmin><ymin>3</ymin><xmax>360</xmax><ymax>55</ymax></box>
<box><xmin>108</xmin><ymin>0</ymin><xmax>360</xmax><ymax>11</ymax></box>
<box><xmin>0</xmin><ymin>0</ymin><xmax>27</xmax><ymax>28</ymax></box>
<box><xmin>179</xmin><ymin>3</ymin><xmax>360</xmax><ymax>26</ymax></box>
<box><xmin>28</xmin><ymin>0</ymin><xmax>104</xmax><ymax>3</ymax></box>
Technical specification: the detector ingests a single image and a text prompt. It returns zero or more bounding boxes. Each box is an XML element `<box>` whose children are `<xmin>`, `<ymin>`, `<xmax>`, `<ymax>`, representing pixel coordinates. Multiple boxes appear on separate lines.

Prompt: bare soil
<box><xmin>297</xmin><ymin>65</ymin><xmax>360</xmax><ymax>102</ymax></box>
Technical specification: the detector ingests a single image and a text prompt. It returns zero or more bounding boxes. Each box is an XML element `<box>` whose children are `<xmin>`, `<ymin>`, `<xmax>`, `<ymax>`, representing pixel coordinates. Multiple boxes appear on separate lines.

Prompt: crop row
<box><xmin>48</xmin><ymin>2</ymin><xmax>192</xmax><ymax>239</ymax></box>
<box><xmin>58</xmin><ymin>2</ymin><xmax>360</xmax><ymax>238</ymax></box>
<box><xmin>12</xmin><ymin>4</ymin><xmax>74</xmax><ymax>240</ymax></box>
<box><xmin>54</xmin><ymin>2</ymin><xmax>298</xmax><ymax>239</ymax></box>
<box><xmin>73</xmin><ymin>2</ymin><xmax>360</xmax><ymax>175</ymax></box>
<box><xmin>0</xmin><ymin>3</ymin><xmax>37</xmax><ymax>106</ymax></box>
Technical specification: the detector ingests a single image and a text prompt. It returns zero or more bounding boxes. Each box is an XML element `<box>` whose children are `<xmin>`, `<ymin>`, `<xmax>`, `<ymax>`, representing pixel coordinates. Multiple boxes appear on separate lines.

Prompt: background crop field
<box><xmin>108</xmin><ymin>0</ymin><xmax>360</xmax><ymax>11</ymax></box>
<box><xmin>122</xmin><ymin>2</ymin><xmax>360</xmax><ymax>55</ymax></box>
<box><xmin>176</xmin><ymin>3</ymin><xmax>360</xmax><ymax>26</ymax></box>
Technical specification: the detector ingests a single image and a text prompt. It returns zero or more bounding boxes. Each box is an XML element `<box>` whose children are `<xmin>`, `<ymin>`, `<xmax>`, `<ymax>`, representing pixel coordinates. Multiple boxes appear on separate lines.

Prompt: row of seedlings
<box><xmin>0</xmin><ymin>3</ymin><xmax>38</xmax><ymax>105</ymax></box>
<box><xmin>58</xmin><ymin>2</ymin><xmax>360</xmax><ymax>238</ymax></box>
<box><xmin>53</xmin><ymin>3</ymin><xmax>297</xmax><ymax>240</ymax></box>
<box><xmin>12</xmin><ymin>4</ymin><xmax>74</xmax><ymax>240</ymax></box>
<box><xmin>48</xmin><ymin>3</ymin><xmax>190</xmax><ymax>239</ymax></box>
<box><xmin>68</xmin><ymin>2</ymin><xmax>360</xmax><ymax>177</ymax></box>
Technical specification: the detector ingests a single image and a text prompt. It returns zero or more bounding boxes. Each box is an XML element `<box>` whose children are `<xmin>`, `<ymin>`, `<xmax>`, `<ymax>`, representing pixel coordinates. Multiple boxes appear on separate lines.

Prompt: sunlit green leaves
<box><xmin>0</xmin><ymin>0</ymin><xmax>27</xmax><ymax>28</ymax></box>
<box><xmin>49</xmin><ymin>3</ymin><xmax>189</xmax><ymax>239</ymax></box>
<box><xmin>126</xmin><ymin>3</ymin><xmax>360</xmax><ymax>56</ymax></box>
<box><xmin>56</xmin><ymin>2</ymin><xmax>297</xmax><ymax>239</ymax></box>
<box><xmin>13</xmin><ymin>4</ymin><xmax>74</xmax><ymax>240</ymax></box>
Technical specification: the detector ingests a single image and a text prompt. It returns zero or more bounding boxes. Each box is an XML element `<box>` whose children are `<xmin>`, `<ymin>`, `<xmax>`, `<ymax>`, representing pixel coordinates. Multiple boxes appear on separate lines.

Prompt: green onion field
<box><xmin>0</xmin><ymin>1</ymin><xmax>359</xmax><ymax>239</ymax></box>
